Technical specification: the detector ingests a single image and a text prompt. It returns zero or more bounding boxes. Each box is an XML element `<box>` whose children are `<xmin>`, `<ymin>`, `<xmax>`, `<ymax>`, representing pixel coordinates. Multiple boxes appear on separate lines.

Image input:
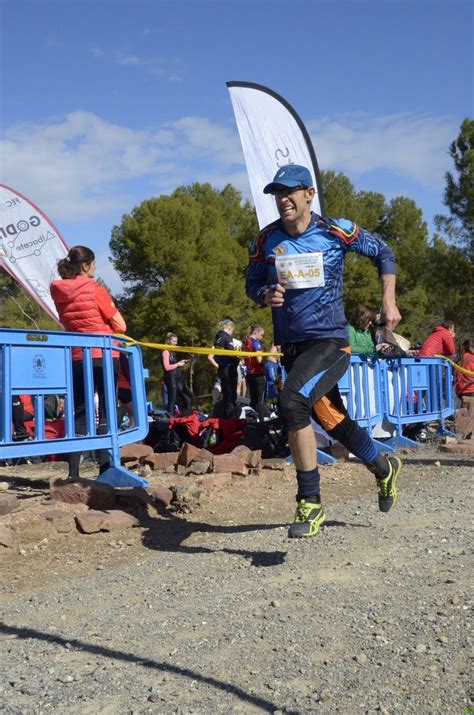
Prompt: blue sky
<box><xmin>1</xmin><ymin>0</ymin><xmax>473</xmax><ymax>293</ymax></box>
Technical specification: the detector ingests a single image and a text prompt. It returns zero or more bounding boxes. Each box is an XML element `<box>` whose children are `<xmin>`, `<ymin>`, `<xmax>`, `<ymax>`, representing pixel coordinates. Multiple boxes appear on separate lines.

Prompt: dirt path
<box><xmin>0</xmin><ymin>448</ymin><xmax>472</xmax><ymax>714</ymax></box>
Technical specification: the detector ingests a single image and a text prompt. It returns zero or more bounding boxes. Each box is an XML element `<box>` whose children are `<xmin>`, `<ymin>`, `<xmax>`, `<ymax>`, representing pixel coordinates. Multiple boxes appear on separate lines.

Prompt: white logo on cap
<box><xmin>278</xmin><ymin>170</ymin><xmax>285</xmax><ymax>177</ymax></box>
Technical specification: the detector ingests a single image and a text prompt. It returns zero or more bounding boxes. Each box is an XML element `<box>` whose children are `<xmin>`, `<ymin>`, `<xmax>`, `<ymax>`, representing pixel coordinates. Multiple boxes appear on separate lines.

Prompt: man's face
<box><xmin>274</xmin><ymin>186</ymin><xmax>315</xmax><ymax>226</ymax></box>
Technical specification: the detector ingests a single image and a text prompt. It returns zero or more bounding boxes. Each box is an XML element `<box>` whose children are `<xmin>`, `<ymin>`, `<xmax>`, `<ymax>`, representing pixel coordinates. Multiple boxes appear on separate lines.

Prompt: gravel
<box><xmin>0</xmin><ymin>447</ymin><xmax>472</xmax><ymax>714</ymax></box>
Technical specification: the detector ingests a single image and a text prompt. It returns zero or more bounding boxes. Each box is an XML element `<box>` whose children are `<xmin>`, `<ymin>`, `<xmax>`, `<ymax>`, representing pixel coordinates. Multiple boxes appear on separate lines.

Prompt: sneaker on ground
<box><xmin>377</xmin><ymin>456</ymin><xmax>402</xmax><ymax>513</ymax></box>
<box><xmin>288</xmin><ymin>499</ymin><xmax>326</xmax><ymax>538</ymax></box>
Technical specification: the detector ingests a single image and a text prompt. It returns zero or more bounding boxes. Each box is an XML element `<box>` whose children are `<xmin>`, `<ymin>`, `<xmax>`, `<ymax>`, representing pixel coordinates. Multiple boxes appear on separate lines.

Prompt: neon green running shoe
<box><xmin>377</xmin><ymin>456</ymin><xmax>402</xmax><ymax>512</ymax></box>
<box><xmin>288</xmin><ymin>499</ymin><xmax>326</xmax><ymax>538</ymax></box>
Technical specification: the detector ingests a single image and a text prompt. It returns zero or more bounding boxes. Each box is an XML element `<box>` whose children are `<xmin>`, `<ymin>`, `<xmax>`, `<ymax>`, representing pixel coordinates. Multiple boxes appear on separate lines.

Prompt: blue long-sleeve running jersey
<box><xmin>246</xmin><ymin>213</ymin><xmax>396</xmax><ymax>346</ymax></box>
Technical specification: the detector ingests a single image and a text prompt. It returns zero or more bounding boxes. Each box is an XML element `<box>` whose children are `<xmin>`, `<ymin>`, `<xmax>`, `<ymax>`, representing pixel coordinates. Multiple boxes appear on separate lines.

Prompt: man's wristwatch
<box><xmin>257</xmin><ymin>286</ymin><xmax>271</xmax><ymax>306</ymax></box>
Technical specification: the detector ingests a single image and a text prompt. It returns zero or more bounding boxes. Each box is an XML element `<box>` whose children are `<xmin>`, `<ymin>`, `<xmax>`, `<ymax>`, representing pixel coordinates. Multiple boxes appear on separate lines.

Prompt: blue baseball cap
<box><xmin>263</xmin><ymin>164</ymin><xmax>314</xmax><ymax>194</ymax></box>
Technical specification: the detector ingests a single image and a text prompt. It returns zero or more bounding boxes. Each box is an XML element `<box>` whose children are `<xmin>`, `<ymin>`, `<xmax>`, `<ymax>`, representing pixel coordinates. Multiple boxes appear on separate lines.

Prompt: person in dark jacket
<box><xmin>161</xmin><ymin>333</ymin><xmax>193</xmax><ymax>415</ymax></box>
<box><xmin>50</xmin><ymin>245</ymin><xmax>126</xmax><ymax>480</ymax></box>
<box><xmin>208</xmin><ymin>319</ymin><xmax>240</xmax><ymax>418</ymax></box>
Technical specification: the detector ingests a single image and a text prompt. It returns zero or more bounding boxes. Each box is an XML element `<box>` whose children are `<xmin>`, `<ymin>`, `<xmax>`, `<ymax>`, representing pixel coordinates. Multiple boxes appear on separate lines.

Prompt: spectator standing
<box><xmin>161</xmin><ymin>333</ymin><xmax>193</xmax><ymax>415</ymax></box>
<box><xmin>246</xmin><ymin>164</ymin><xmax>402</xmax><ymax>538</ymax></box>
<box><xmin>117</xmin><ymin>352</ymin><xmax>135</xmax><ymax>428</ymax></box>
<box><xmin>455</xmin><ymin>339</ymin><xmax>474</xmax><ymax>440</ymax></box>
<box><xmin>348</xmin><ymin>305</ymin><xmax>376</xmax><ymax>355</ymax></box>
<box><xmin>50</xmin><ymin>246</ymin><xmax>126</xmax><ymax>480</ymax></box>
<box><xmin>243</xmin><ymin>324</ymin><xmax>267</xmax><ymax>415</ymax></box>
<box><xmin>236</xmin><ymin>360</ymin><xmax>247</xmax><ymax>398</ymax></box>
<box><xmin>265</xmin><ymin>345</ymin><xmax>281</xmax><ymax>405</ymax></box>
<box><xmin>419</xmin><ymin>321</ymin><xmax>456</xmax><ymax>358</ymax></box>
<box><xmin>209</xmin><ymin>319</ymin><xmax>240</xmax><ymax>418</ymax></box>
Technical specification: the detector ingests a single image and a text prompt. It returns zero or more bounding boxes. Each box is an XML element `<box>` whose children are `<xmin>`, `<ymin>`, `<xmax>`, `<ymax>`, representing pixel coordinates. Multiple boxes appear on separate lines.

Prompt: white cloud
<box><xmin>89</xmin><ymin>47</ymin><xmax>183</xmax><ymax>80</ymax></box>
<box><xmin>306</xmin><ymin>112</ymin><xmax>456</xmax><ymax>189</ymax></box>
<box><xmin>1</xmin><ymin>112</ymin><xmax>241</xmax><ymax>221</ymax></box>
<box><xmin>1</xmin><ymin>109</ymin><xmax>458</xmax><ymax>227</ymax></box>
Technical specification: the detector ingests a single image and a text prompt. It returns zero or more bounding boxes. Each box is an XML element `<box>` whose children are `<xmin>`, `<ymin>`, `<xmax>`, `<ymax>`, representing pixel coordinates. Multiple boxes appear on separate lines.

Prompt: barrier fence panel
<box><xmin>2</xmin><ymin>331</ymin><xmax>457</xmax><ymax>476</ymax></box>
<box><xmin>308</xmin><ymin>355</ymin><xmax>455</xmax><ymax>462</ymax></box>
<box><xmin>0</xmin><ymin>328</ymin><xmax>149</xmax><ymax>487</ymax></box>
<box><xmin>382</xmin><ymin>357</ymin><xmax>455</xmax><ymax>449</ymax></box>
<box><xmin>337</xmin><ymin>355</ymin><xmax>394</xmax><ymax>452</ymax></box>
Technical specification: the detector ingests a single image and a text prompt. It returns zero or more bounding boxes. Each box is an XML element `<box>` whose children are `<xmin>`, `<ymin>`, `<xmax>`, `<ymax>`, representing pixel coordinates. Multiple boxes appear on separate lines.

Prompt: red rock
<box><xmin>177</xmin><ymin>443</ymin><xmax>201</xmax><ymax>467</ymax></box>
<box><xmin>231</xmin><ymin>445</ymin><xmax>252</xmax><ymax>461</ymax></box>
<box><xmin>142</xmin><ymin>452</ymin><xmax>178</xmax><ymax>471</ymax></box>
<box><xmin>120</xmin><ymin>443</ymin><xmax>154</xmax><ymax>462</ymax></box>
<box><xmin>75</xmin><ymin>509</ymin><xmax>139</xmax><ymax>533</ymax></box>
<box><xmin>455</xmin><ymin>407</ymin><xmax>473</xmax><ymax>440</ymax></box>
<box><xmin>75</xmin><ymin>511</ymin><xmax>106</xmax><ymax>533</ymax></box>
<box><xmin>146</xmin><ymin>486</ymin><xmax>173</xmax><ymax>507</ymax></box>
<box><xmin>212</xmin><ymin>453</ymin><xmax>247</xmax><ymax>476</ymax></box>
<box><xmin>439</xmin><ymin>440</ymin><xmax>474</xmax><ymax>454</ymax></box>
<box><xmin>0</xmin><ymin>494</ymin><xmax>21</xmax><ymax>516</ymax></box>
<box><xmin>102</xmin><ymin>510</ymin><xmax>140</xmax><ymax>530</ymax></box>
<box><xmin>195</xmin><ymin>448</ymin><xmax>214</xmax><ymax>463</ymax></box>
<box><xmin>247</xmin><ymin>450</ymin><xmax>262</xmax><ymax>468</ymax></box>
<box><xmin>40</xmin><ymin>509</ymin><xmax>76</xmax><ymax>533</ymax></box>
<box><xmin>50</xmin><ymin>477</ymin><xmax>116</xmax><ymax>510</ymax></box>
<box><xmin>0</xmin><ymin>523</ymin><xmax>16</xmax><ymax>548</ymax></box>
<box><xmin>186</xmin><ymin>460</ymin><xmax>211</xmax><ymax>475</ymax></box>
<box><xmin>261</xmin><ymin>457</ymin><xmax>287</xmax><ymax>471</ymax></box>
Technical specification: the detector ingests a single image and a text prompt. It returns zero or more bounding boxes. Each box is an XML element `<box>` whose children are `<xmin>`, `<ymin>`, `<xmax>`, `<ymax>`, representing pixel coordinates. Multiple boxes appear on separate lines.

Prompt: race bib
<box><xmin>275</xmin><ymin>252</ymin><xmax>325</xmax><ymax>289</ymax></box>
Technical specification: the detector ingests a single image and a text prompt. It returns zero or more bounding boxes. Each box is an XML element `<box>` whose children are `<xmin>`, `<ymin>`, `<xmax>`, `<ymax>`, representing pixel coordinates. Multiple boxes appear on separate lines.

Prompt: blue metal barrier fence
<box><xmin>0</xmin><ymin>328</ymin><xmax>149</xmax><ymax>488</ymax></box>
<box><xmin>1</xmin><ymin>330</ymin><xmax>457</xmax><ymax>475</ymax></box>
<box><xmin>313</xmin><ymin>355</ymin><xmax>455</xmax><ymax>463</ymax></box>
<box><xmin>382</xmin><ymin>357</ymin><xmax>455</xmax><ymax>449</ymax></box>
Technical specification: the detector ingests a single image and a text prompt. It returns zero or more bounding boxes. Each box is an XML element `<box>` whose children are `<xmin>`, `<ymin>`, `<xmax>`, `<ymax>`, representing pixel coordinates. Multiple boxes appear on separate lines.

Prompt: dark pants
<box><xmin>164</xmin><ymin>374</ymin><xmax>193</xmax><ymax>414</ymax></box>
<box><xmin>12</xmin><ymin>397</ymin><xmax>30</xmax><ymax>437</ymax></box>
<box><xmin>218</xmin><ymin>363</ymin><xmax>238</xmax><ymax>417</ymax></box>
<box><xmin>247</xmin><ymin>374</ymin><xmax>267</xmax><ymax>413</ymax></box>
<box><xmin>68</xmin><ymin>358</ymin><xmax>118</xmax><ymax>479</ymax></box>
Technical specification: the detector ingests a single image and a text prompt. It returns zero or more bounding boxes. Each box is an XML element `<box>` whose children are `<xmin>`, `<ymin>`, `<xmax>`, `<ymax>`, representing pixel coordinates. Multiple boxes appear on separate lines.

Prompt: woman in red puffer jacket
<box><xmin>418</xmin><ymin>322</ymin><xmax>456</xmax><ymax>358</ymax></box>
<box><xmin>50</xmin><ymin>246</ymin><xmax>126</xmax><ymax>480</ymax></box>
<box><xmin>455</xmin><ymin>339</ymin><xmax>474</xmax><ymax>440</ymax></box>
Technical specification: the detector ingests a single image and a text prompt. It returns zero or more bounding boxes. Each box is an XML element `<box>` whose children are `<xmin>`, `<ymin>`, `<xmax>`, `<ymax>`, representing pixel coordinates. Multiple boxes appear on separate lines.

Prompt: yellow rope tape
<box><xmin>115</xmin><ymin>334</ymin><xmax>282</xmax><ymax>358</ymax></box>
<box><xmin>434</xmin><ymin>354</ymin><xmax>474</xmax><ymax>376</ymax></box>
<box><xmin>114</xmin><ymin>337</ymin><xmax>473</xmax><ymax>374</ymax></box>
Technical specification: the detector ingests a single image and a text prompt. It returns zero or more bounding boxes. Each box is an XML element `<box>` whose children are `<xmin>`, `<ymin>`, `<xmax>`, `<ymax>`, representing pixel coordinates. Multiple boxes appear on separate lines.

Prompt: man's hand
<box><xmin>380</xmin><ymin>303</ymin><xmax>402</xmax><ymax>331</ymax></box>
<box><xmin>264</xmin><ymin>283</ymin><xmax>286</xmax><ymax>307</ymax></box>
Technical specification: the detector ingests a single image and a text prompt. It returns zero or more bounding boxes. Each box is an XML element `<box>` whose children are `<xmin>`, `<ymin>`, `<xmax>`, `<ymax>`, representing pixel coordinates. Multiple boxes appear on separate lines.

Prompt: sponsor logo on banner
<box><xmin>0</xmin><ymin>184</ymin><xmax>69</xmax><ymax>321</ymax></box>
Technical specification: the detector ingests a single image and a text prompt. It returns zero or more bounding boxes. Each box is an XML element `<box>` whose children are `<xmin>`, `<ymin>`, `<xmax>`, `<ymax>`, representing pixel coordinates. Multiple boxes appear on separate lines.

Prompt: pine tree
<box><xmin>435</xmin><ymin>118</ymin><xmax>474</xmax><ymax>261</ymax></box>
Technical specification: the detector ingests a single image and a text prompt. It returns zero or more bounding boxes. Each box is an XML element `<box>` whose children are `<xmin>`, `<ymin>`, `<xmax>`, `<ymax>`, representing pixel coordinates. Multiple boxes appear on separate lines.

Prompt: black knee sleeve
<box><xmin>279</xmin><ymin>387</ymin><xmax>312</xmax><ymax>432</ymax></box>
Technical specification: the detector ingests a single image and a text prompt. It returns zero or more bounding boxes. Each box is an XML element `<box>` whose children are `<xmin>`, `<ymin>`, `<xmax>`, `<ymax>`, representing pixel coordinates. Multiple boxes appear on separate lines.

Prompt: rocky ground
<box><xmin>0</xmin><ymin>443</ymin><xmax>472</xmax><ymax>714</ymax></box>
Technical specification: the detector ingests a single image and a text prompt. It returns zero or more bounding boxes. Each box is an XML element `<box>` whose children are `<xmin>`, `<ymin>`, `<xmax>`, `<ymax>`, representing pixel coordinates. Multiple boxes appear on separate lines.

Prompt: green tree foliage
<box><xmin>424</xmin><ymin>237</ymin><xmax>474</xmax><ymax>344</ymax></box>
<box><xmin>110</xmin><ymin>183</ymin><xmax>268</xmax><ymax>401</ymax></box>
<box><xmin>0</xmin><ymin>271</ymin><xmax>57</xmax><ymax>330</ymax></box>
<box><xmin>319</xmin><ymin>170</ymin><xmax>467</xmax><ymax>344</ymax></box>
<box><xmin>435</xmin><ymin>118</ymin><xmax>474</xmax><ymax>261</ymax></box>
